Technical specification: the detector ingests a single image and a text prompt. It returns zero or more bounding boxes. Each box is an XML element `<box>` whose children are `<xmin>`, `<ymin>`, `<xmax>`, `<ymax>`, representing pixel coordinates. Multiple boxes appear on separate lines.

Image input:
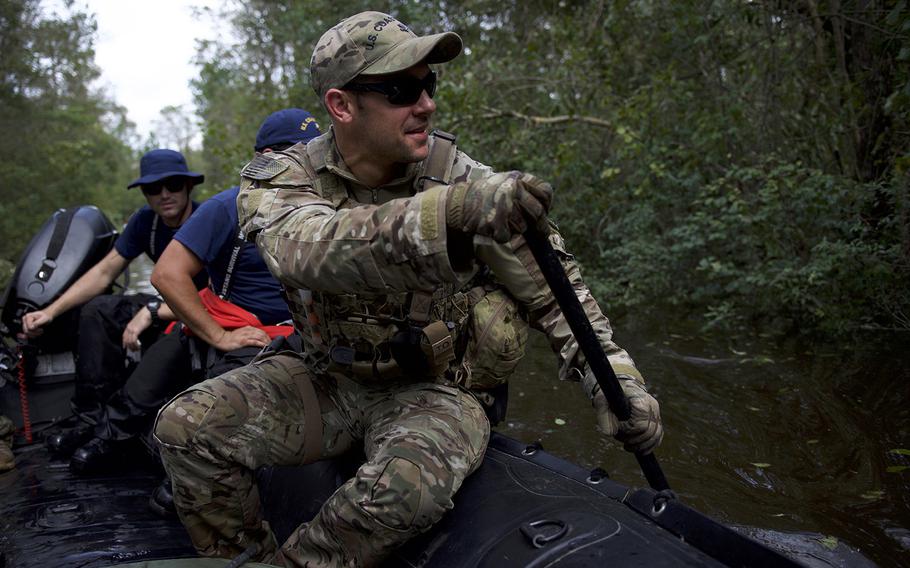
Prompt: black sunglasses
<box><xmin>344</xmin><ymin>70</ymin><xmax>437</xmax><ymax>106</ymax></box>
<box><xmin>141</xmin><ymin>178</ymin><xmax>188</xmax><ymax>197</ymax></box>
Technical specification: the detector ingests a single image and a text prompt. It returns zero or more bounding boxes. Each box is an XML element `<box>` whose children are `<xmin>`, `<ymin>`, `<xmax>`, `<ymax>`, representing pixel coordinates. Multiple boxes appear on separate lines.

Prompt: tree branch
<box><xmin>477</xmin><ymin>106</ymin><xmax>612</xmax><ymax>129</ymax></box>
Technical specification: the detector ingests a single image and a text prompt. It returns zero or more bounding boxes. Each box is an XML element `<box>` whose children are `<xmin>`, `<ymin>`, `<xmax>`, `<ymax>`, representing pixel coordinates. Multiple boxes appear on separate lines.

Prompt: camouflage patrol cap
<box><xmin>310</xmin><ymin>11</ymin><xmax>462</xmax><ymax>100</ymax></box>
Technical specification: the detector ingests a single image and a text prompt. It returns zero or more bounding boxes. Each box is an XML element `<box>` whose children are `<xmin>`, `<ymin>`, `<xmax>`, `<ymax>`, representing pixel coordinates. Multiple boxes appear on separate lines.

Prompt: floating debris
<box><xmin>818</xmin><ymin>536</ymin><xmax>839</xmax><ymax>550</ymax></box>
<box><xmin>554</xmin><ymin>418</ymin><xmax>566</xmax><ymax>426</ymax></box>
<box><xmin>860</xmin><ymin>490</ymin><xmax>885</xmax><ymax>500</ymax></box>
<box><xmin>743</xmin><ymin>355</ymin><xmax>775</xmax><ymax>365</ymax></box>
<box><xmin>751</xmin><ymin>462</ymin><xmax>771</xmax><ymax>468</ymax></box>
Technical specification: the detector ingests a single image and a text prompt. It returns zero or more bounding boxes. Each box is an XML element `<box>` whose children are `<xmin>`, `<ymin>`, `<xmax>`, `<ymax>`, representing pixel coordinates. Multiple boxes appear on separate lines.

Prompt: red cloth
<box><xmin>165</xmin><ymin>288</ymin><xmax>294</xmax><ymax>340</ymax></box>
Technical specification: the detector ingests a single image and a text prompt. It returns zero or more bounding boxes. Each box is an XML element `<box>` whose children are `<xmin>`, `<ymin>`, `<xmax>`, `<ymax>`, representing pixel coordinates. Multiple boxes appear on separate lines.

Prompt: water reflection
<box><xmin>126</xmin><ymin>256</ymin><xmax>156</xmax><ymax>297</ymax></box>
<box><xmin>499</xmin><ymin>320</ymin><xmax>909</xmax><ymax>567</ymax></box>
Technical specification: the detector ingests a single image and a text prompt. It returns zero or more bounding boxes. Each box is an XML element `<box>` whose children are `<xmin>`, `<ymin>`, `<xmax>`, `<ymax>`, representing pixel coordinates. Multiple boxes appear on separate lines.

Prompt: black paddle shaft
<box><xmin>523</xmin><ymin>227</ymin><xmax>670</xmax><ymax>492</ymax></box>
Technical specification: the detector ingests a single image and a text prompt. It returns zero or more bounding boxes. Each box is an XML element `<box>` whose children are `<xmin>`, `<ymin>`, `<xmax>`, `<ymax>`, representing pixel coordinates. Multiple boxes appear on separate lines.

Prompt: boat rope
<box><xmin>16</xmin><ymin>345</ymin><xmax>32</xmax><ymax>443</ymax></box>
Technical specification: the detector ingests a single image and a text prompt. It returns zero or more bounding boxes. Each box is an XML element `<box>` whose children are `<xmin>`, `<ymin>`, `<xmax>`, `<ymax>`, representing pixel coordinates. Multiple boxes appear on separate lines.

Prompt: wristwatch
<box><xmin>146</xmin><ymin>299</ymin><xmax>161</xmax><ymax>326</ymax></box>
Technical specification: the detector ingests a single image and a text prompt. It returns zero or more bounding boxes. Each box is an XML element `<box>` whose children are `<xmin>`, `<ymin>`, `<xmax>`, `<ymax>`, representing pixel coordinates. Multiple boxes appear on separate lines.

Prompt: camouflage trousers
<box><xmin>153</xmin><ymin>352</ymin><xmax>490</xmax><ymax>568</ymax></box>
<box><xmin>0</xmin><ymin>415</ymin><xmax>14</xmax><ymax>472</ymax></box>
<box><xmin>0</xmin><ymin>415</ymin><xmax>13</xmax><ymax>439</ymax></box>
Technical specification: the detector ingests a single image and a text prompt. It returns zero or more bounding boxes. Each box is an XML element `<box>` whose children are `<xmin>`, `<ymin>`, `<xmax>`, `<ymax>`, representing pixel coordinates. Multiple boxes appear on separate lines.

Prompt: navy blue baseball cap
<box><xmin>255</xmin><ymin>108</ymin><xmax>321</xmax><ymax>151</ymax></box>
<box><xmin>127</xmin><ymin>149</ymin><xmax>205</xmax><ymax>189</ymax></box>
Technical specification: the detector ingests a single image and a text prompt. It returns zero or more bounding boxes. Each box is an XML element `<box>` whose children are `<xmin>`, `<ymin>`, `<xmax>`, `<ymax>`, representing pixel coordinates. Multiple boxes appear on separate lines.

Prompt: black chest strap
<box><xmin>217</xmin><ymin>226</ymin><xmax>245</xmax><ymax>300</ymax></box>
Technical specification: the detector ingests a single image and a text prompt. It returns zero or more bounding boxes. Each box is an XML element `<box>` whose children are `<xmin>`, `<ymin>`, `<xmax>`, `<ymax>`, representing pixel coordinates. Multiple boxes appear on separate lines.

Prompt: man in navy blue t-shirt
<box><xmin>67</xmin><ymin>110</ymin><xmax>321</xmax><ymax>501</ymax></box>
<box><xmin>21</xmin><ymin>149</ymin><xmax>206</xmax><ymax>455</ymax></box>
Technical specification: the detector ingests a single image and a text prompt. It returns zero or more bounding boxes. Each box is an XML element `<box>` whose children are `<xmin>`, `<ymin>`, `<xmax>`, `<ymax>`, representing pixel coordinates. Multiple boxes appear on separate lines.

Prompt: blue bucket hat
<box><xmin>255</xmin><ymin>108</ymin><xmax>321</xmax><ymax>151</ymax></box>
<box><xmin>127</xmin><ymin>149</ymin><xmax>205</xmax><ymax>189</ymax></box>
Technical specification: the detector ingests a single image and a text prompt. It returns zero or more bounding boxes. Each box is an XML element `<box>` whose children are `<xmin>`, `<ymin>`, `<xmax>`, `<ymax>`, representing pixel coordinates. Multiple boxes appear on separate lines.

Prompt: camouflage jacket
<box><xmin>237</xmin><ymin>130</ymin><xmax>643</xmax><ymax>395</ymax></box>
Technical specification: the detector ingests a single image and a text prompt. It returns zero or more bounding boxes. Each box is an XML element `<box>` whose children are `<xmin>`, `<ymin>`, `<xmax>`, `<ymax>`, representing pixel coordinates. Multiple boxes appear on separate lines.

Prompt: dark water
<box><xmin>499</xmin><ymin>319</ymin><xmax>910</xmax><ymax>567</ymax></box>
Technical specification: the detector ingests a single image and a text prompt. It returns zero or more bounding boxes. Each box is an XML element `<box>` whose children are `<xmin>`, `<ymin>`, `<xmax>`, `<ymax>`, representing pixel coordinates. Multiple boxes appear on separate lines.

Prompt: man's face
<box><xmin>141</xmin><ymin>177</ymin><xmax>190</xmax><ymax>224</ymax></box>
<box><xmin>348</xmin><ymin>63</ymin><xmax>437</xmax><ymax>166</ymax></box>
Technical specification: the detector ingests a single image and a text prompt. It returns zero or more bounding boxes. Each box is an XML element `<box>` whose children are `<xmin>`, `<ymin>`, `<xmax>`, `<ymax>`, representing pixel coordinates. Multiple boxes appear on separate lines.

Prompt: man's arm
<box><xmin>476</xmin><ymin>231</ymin><xmax>643</xmax><ymax>383</ymax></box>
<box><xmin>150</xmin><ymin>240</ymin><xmax>269</xmax><ymax>352</ymax></box>
<box><xmin>21</xmin><ymin>248</ymin><xmax>129</xmax><ymax>337</ymax></box>
<box><xmin>238</xmin><ymin>153</ymin><xmax>475</xmax><ymax>294</ymax></box>
<box><xmin>121</xmin><ymin>301</ymin><xmax>177</xmax><ymax>351</ymax></box>
<box><xmin>476</xmin><ymin>229</ymin><xmax>663</xmax><ymax>454</ymax></box>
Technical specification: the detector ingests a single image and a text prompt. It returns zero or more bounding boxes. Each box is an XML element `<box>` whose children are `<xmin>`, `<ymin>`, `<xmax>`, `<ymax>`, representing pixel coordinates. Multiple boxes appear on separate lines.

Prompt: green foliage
<box><xmin>0</xmin><ymin>0</ymin><xmax>140</xmax><ymax>263</ymax></box>
<box><xmin>5</xmin><ymin>0</ymin><xmax>904</xmax><ymax>338</ymax></box>
<box><xmin>190</xmin><ymin>0</ymin><xmax>379</xmax><ymax>190</ymax></box>
<box><xmin>439</xmin><ymin>0</ymin><xmax>910</xmax><ymax>336</ymax></box>
<box><xmin>187</xmin><ymin>0</ymin><xmax>910</xmax><ymax>337</ymax></box>
<box><xmin>595</xmin><ymin>160</ymin><xmax>909</xmax><ymax>334</ymax></box>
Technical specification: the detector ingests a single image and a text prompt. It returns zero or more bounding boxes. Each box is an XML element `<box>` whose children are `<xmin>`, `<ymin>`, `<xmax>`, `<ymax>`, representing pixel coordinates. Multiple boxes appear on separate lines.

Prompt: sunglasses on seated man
<box><xmin>141</xmin><ymin>177</ymin><xmax>189</xmax><ymax>197</ymax></box>
<box><xmin>343</xmin><ymin>70</ymin><xmax>437</xmax><ymax>106</ymax></box>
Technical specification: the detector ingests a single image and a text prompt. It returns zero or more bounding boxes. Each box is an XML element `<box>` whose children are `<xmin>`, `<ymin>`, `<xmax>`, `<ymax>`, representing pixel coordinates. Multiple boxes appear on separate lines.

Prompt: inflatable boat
<box><xmin>0</xmin><ymin>206</ymin><xmax>876</xmax><ymax>567</ymax></box>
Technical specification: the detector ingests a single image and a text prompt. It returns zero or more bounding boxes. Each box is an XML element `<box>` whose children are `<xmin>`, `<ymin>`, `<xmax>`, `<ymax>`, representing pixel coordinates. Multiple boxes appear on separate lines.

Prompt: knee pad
<box><xmin>359</xmin><ymin>455</ymin><xmax>451</xmax><ymax>533</ymax></box>
<box><xmin>154</xmin><ymin>390</ymin><xmax>217</xmax><ymax>449</ymax></box>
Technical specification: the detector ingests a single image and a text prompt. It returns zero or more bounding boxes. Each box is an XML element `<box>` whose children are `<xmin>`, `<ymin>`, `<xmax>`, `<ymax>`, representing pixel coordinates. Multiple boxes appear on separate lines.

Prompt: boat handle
<box><xmin>520</xmin><ymin>519</ymin><xmax>569</xmax><ymax>548</ymax></box>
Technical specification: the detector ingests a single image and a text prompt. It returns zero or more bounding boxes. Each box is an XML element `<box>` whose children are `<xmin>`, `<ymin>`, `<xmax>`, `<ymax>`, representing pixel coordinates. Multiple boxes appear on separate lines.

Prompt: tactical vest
<box><xmin>247</xmin><ymin>131</ymin><xmax>527</xmax><ymax>389</ymax></box>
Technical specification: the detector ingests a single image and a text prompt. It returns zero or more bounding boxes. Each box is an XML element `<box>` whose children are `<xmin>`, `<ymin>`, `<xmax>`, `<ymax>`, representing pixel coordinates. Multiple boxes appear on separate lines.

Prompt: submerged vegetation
<box><xmin>1</xmin><ymin>0</ymin><xmax>908</xmax><ymax>338</ymax></box>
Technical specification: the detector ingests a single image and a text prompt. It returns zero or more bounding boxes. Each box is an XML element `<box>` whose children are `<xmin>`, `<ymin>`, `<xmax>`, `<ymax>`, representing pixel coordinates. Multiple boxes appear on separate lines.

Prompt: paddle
<box><xmin>522</xmin><ymin>226</ymin><xmax>671</xmax><ymax>492</ymax></box>
<box><xmin>521</xmin><ymin>227</ymin><xmax>814</xmax><ymax>567</ymax></box>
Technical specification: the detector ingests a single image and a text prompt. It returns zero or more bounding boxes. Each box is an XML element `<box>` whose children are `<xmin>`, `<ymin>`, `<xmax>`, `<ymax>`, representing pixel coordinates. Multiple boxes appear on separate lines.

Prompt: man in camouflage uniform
<box><xmin>154</xmin><ymin>11</ymin><xmax>664</xmax><ymax>567</ymax></box>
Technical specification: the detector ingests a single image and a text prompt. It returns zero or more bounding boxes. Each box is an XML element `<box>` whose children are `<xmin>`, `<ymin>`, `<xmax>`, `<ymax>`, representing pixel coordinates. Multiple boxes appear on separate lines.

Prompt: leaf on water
<box><xmin>751</xmin><ymin>462</ymin><xmax>771</xmax><ymax>468</ymax></box>
<box><xmin>886</xmin><ymin>466</ymin><xmax>908</xmax><ymax>473</ymax></box>
<box><xmin>554</xmin><ymin>418</ymin><xmax>566</xmax><ymax>426</ymax></box>
<box><xmin>818</xmin><ymin>536</ymin><xmax>839</xmax><ymax>550</ymax></box>
<box><xmin>860</xmin><ymin>490</ymin><xmax>885</xmax><ymax>500</ymax></box>
<box><xmin>889</xmin><ymin>448</ymin><xmax>910</xmax><ymax>456</ymax></box>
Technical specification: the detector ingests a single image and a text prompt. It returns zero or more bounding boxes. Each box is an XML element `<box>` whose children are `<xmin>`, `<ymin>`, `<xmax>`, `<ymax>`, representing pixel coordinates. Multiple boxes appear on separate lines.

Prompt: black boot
<box><xmin>149</xmin><ymin>477</ymin><xmax>176</xmax><ymax>517</ymax></box>
<box><xmin>46</xmin><ymin>423</ymin><xmax>94</xmax><ymax>457</ymax></box>
<box><xmin>69</xmin><ymin>437</ymin><xmax>125</xmax><ymax>475</ymax></box>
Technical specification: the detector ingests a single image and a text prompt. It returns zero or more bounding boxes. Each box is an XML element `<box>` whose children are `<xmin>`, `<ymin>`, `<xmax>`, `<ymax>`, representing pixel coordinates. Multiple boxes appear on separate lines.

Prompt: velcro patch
<box><xmin>241</xmin><ymin>154</ymin><xmax>289</xmax><ymax>180</ymax></box>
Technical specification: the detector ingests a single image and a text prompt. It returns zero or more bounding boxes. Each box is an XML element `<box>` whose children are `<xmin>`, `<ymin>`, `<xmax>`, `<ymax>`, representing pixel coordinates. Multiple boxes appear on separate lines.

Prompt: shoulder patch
<box><xmin>240</xmin><ymin>154</ymin><xmax>289</xmax><ymax>180</ymax></box>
